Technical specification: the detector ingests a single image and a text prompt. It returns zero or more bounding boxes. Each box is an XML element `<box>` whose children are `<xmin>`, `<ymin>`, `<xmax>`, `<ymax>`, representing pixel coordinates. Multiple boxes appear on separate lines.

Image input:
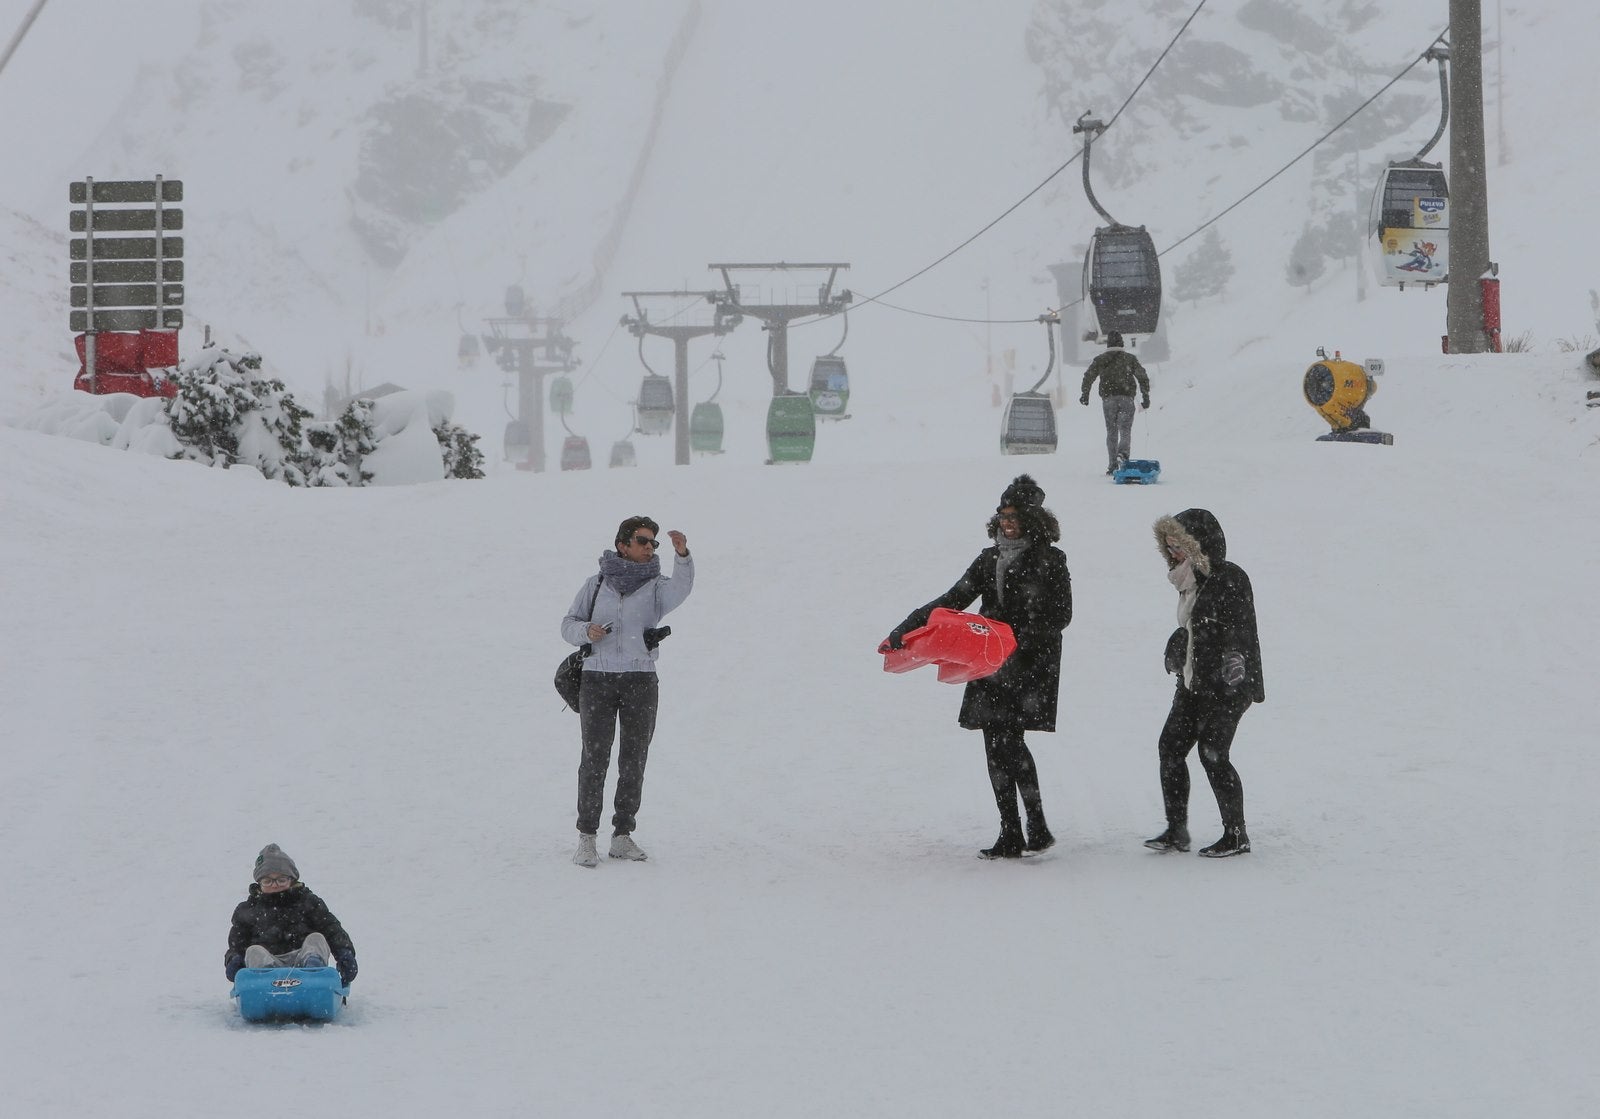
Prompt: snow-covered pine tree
<box><xmin>1171</xmin><ymin>227</ymin><xmax>1234</xmax><ymax>303</ymax></box>
<box><xmin>1285</xmin><ymin>223</ymin><xmax>1328</xmax><ymax>289</ymax></box>
<box><xmin>435</xmin><ymin>420</ymin><xmax>485</xmax><ymax>479</ymax></box>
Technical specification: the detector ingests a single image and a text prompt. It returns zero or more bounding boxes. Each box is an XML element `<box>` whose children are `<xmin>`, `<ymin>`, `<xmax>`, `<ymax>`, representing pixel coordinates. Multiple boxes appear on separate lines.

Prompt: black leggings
<box><xmin>982</xmin><ymin>727</ymin><xmax>1046</xmax><ymax>837</ymax></box>
<box><xmin>1157</xmin><ymin>686</ymin><xmax>1250</xmax><ymax>829</ymax></box>
<box><xmin>577</xmin><ymin>671</ymin><xmax>659</xmax><ymax>836</ymax></box>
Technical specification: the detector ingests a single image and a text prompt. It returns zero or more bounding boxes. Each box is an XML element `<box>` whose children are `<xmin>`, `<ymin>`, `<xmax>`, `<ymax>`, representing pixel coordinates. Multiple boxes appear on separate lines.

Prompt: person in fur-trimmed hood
<box><xmin>883</xmin><ymin>475</ymin><xmax>1073</xmax><ymax>860</ymax></box>
<box><xmin>1145</xmin><ymin>508</ymin><xmax>1264</xmax><ymax>858</ymax></box>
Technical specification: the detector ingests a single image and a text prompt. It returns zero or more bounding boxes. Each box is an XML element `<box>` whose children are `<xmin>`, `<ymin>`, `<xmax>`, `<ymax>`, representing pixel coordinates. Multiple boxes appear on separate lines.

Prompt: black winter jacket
<box><xmin>1081</xmin><ymin>349</ymin><xmax>1151</xmax><ymax>399</ymax></box>
<box><xmin>1156</xmin><ymin>508</ymin><xmax>1265</xmax><ymax>705</ymax></box>
<box><xmin>893</xmin><ymin>533</ymin><xmax>1073</xmax><ymax>731</ymax></box>
<box><xmin>225</xmin><ymin>882</ymin><xmax>358</xmax><ymax>984</ymax></box>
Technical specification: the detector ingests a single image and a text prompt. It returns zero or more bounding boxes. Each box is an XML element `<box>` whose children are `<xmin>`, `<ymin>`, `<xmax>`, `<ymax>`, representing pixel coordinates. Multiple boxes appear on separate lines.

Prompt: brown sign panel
<box><xmin>70</xmin><ymin>260</ymin><xmax>184</xmax><ymax>283</ymax></box>
<box><xmin>69</xmin><ymin>208</ymin><xmax>184</xmax><ymax>233</ymax></box>
<box><xmin>70</xmin><ymin>237</ymin><xmax>184</xmax><ymax>260</ymax></box>
<box><xmin>70</xmin><ymin>284</ymin><xmax>185</xmax><ymax>308</ymax></box>
<box><xmin>69</xmin><ymin>180</ymin><xmax>183</xmax><ymax>204</ymax></box>
<box><xmin>70</xmin><ymin>308</ymin><xmax>184</xmax><ymax>331</ymax></box>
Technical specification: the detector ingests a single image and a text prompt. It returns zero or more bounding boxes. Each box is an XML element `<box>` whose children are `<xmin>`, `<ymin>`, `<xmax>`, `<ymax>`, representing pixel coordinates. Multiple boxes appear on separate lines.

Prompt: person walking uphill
<box><xmin>1146</xmin><ymin>508</ymin><xmax>1265</xmax><ymax>858</ymax></box>
<box><xmin>561</xmin><ymin>516</ymin><xmax>694</xmax><ymax>868</ymax></box>
<box><xmin>1079</xmin><ymin>331</ymin><xmax>1151</xmax><ymax>474</ymax></box>
<box><xmin>884</xmin><ymin>475</ymin><xmax>1073</xmax><ymax>859</ymax></box>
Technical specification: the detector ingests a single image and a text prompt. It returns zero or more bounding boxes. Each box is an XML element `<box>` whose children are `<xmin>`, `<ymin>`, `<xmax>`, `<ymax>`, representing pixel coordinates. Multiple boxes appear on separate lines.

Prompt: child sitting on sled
<box><xmin>224</xmin><ymin>844</ymin><xmax>358</xmax><ymax>988</ymax></box>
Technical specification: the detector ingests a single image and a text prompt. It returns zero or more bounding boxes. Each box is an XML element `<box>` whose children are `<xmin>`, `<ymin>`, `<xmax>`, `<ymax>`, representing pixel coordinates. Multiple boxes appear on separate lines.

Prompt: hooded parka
<box><xmin>1155</xmin><ymin>507</ymin><xmax>1264</xmax><ymax>703</ymax></box>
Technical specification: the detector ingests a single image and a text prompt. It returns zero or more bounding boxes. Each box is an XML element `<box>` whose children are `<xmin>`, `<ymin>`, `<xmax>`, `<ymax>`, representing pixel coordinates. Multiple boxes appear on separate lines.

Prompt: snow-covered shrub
<box><xmin>165</xmin><ymin>345</ymin><xmax>316</xmax><ymax>484</ymax></box>
<box><xmin>1171</xmin><ymin>227</ymin><xmax>1234</xmax><ymax>303</ymax></box>
<box><xmin>435</xmin><ymin>420</ymin><xmax>485</xmax><ymax>480</ymax></box>
<box><xmin>304</xmin><ymin>399</ymin><xmax>378</xmax><ymax>487</ymax></box>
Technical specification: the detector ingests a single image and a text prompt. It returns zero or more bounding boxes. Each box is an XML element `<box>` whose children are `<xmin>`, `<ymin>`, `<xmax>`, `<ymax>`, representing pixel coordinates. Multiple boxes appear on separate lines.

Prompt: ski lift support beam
<box><xmin>480</xmin><ymin>311</ymin><xmax>579</xmax><ymax>473</ymax></box>
<box><xmin>620</xmin><ymin>290</ymin><xmax>742</xmax><ymax>466</ymax></box>
<box><xmin>706</xmin><ymin>262</ymin><xmax>852</xmax><ymax>397</ymax></box>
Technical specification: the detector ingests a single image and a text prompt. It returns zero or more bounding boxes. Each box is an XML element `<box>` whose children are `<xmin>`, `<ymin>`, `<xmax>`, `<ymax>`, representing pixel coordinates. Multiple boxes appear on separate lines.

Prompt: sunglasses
<box><xmin>631</xmin><ymin>535</ymin><xmax>660</xmax><ymax>549</ymax></box>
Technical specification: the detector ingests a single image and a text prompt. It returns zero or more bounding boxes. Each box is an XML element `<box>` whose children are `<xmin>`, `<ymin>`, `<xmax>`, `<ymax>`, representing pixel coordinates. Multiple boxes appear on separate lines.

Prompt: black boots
<box><xmin>978</xmin><ymin>831</ymin><xmax>1025</xmax><ymax>860</ymax></box>
<box><xmin>1024</xmin><ymin>828</ymin><xmax>1056</xmax><ymax>853</ymax></box>
<box><xmin>1143</xmin><ymin>824</ymin><xmax>1191</xmax><ymax>852</ymax></box>
<box><xmin>1198</xmin><ymin>825</ymin><xmax>1251</xmax><ymax>858</ymax></box>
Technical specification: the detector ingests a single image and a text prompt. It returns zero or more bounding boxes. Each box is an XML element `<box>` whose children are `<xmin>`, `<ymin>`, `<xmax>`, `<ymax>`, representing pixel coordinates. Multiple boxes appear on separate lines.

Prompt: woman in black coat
<box><xmin>885</xmin><ymin>475</ymin><xmax>1073</xmax><ymax>859</ymax></box>
<box><xmin>1146</xmin><ymin>508</ymin><xmax>1265</xmax><ymax>858</ymax></box>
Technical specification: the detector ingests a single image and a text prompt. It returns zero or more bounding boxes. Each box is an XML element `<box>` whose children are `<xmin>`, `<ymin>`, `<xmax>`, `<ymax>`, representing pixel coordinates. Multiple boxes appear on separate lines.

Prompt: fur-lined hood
<box><xmin>1154</xmin><ymin>508</ymin><xmax>1226</xmax><ymax>576</ymax></box>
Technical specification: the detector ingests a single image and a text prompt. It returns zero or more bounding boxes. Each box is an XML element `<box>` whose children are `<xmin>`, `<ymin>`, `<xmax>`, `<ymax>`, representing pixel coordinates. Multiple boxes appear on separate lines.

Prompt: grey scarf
<box><xmin>599</xmin><ymin>549</ymin><xmax>659</xmax><ymax>596</ymax></box>
<box><xmin>995</xmin><ymin>534</ymin><xmax>1029</xmax><ymax>605</ymax></box>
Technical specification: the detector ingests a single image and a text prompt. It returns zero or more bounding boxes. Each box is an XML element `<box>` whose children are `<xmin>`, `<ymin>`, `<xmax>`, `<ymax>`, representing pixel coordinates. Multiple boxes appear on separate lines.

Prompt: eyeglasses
<box><xmin>631</xmin><ymin>535</ymin><xmax>660</xmax><ymax>549</ymax></box>
<box><xmin>996</xmin><ymin>512</ymin><xmax>1021</xmax><ymax>523</ymax></box>
<box><xmin>259</xmin><ymin>875</ymin><xmax>292</xmax><ymax>887</ymax></box>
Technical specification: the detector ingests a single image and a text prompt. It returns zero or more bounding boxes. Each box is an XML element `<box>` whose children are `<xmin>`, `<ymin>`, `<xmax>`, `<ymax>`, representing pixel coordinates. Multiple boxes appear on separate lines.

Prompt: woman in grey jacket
<box><xmin>561</xmin><ymin>515</ymin><xmax>694</xmax><ymax>867</ymax></box>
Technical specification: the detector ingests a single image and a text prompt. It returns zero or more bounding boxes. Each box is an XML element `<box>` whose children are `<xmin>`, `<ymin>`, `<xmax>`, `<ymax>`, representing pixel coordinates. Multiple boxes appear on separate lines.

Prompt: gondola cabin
<box><xmin>689</xmin><ymin>402</ymin><xmax>724</xmax><ymax>454</ymax></box>
<box><xmin>457</xmin><ymin>333</ymin><xmax>479</xmax><ymax>368</ymax></box>
<box><xmin>807</xmin><ymin>355</ymin><xmax>850</xmax><ymax>419</ymax></box>
<box><xmin>504</xmin><ymin>420</ymin><xmax>531</xmax><ymax>462</ymax></box>
<box><xmin>1000</xmin><ymin>392</ymin><xmax>1058</xmax><ymax>456</ymax></box>
<box><xmin>560</xmin><ymin>435</ymin><xmax>592</xmax><ymax>471</ymax></box>
<box><xmin>609</xmin><ymin>440</ymin><xmax>637</xmax><ymax>468</ymax></box>
<box><xmin>1083</xmin><ymin>225</ymin><xmax>1161</xmax><ymax>338</ymax></box>
<box><xmin>765</xmin><ymin>393</ymin><xmax>816</xmax><ymax>464</ymax></box>
<box><xmin>549</xmin><ymin>376</ymin><xmax>574</xmax><ymax>415</ymax></box>
<box><xmin>1370</xmin><ymin>161</ymin><xmax>1449</xmax><ymax>288</ymax></box>
<box><xmin>635</xmin><ymin>375</ymin><xmax>674</xmax><ymax>435</ymax></box>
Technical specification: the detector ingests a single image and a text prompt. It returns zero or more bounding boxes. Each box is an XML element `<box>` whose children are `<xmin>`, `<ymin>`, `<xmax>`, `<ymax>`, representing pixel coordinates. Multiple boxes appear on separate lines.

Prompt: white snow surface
<box><xmin>2</xmin><ymin>0</ymin><xmax>1599</xmax><ymax>1116</ymax></box>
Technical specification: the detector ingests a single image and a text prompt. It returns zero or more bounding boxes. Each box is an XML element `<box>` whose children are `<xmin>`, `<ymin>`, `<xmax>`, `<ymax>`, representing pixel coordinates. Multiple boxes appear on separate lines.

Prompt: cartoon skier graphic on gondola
<box><xmin>1398</xmin><ymin>240</ymin><xmax>1438</xmax><ymax>273</ymax></box>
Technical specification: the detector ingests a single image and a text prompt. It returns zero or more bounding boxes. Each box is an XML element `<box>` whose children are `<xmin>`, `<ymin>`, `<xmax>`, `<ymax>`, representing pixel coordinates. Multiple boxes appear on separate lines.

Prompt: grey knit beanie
<box><xmin>253</xmin><ymin>843</ymin><xmax>299</xmax><ymax>883</ymax></box>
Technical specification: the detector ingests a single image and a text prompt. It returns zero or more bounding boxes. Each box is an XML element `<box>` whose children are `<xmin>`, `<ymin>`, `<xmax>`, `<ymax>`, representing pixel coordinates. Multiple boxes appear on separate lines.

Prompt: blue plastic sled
<box><xmin>232</xmin><ymin>966</ymin><xmax>349</xmax><ymax>1023</ymax></box>
<box><xmin>1112</xmin><ymin>458</ymin><xmax>1161</xmax><ymax>484</ymax></box>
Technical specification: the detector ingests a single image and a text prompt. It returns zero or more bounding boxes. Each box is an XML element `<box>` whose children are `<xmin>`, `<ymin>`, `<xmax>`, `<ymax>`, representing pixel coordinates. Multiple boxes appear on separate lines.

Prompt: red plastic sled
<box><xmin>880</xmin><ymin>607</ymin><xmax>1017</xmax><ymax>684</ymax></box>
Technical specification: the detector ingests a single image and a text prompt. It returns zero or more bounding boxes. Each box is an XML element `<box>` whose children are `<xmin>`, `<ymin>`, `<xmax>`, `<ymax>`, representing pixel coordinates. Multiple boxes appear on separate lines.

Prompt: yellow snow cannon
<box><xmin>1303</xmin><ymin>348</ymin><xmax>1393</xmax><ymax>444</ymax></box>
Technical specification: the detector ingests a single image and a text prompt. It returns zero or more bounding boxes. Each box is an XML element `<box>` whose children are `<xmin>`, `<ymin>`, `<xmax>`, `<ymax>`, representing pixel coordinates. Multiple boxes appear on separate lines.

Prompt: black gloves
<box><xmin>1221</xmin><ymin>651</ymin><xmax>1247</xmax><ymax>688</ymax></box>
<box><xmin>1079</xmin><ymin>394</ymin><xmax>1090</xmax><ymax>406</ymax></box>
<box><xmin>1141</xmin><ymin>395</ymin><xmax>1150</xmax><ymax>410</ymax></box>
<box><xmin>883</xmin><ymin>629</ymin><xmax>906</xmax><ymax>651</ymax></box>
<box><xmin>334</xmin><ymin>951</ymin><xmax>357</xmax><ymax>987</ymax></box>
<box><xmin>225</xmin><ymin>954</ymin><xmax>244</xmax><ymax>982</ymax></box>
<box><xmin>1163</xmin><ymin>629</ymin><xmax>1188</xmax><ymax>675</ymax></box>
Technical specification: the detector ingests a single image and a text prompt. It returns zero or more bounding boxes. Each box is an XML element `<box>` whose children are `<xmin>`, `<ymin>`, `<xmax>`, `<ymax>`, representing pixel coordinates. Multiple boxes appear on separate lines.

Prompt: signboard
<box><xmin>70</xmin><ymin>176</ymin><xmax>187</xmax><ymax>390</ymax></box>
<box><xmin>70</xmin><ymin>260</ymin><xmax>183</xmax><ymax>283</ymax></box>
<box><xmin>69</xmin><ymin>208</ymin><xmax>183</xmax><ymax>232</ymax></box>
<box><xmin>70</xmin><ymin>284</ymin><xmax>184</xmax><ymax>308</ymax></box>
<box><xmin>70</xmin><ymin>308</ymin><xmax>184</xmax><ymax>332</ymax></box>
<box><xmin>70</xmin><ymin>236</ymin><xmax>184</xmax><ymax>260</ymax></box>
<box><xmin>70</xmin><ymin>180</ymin><xmax>182</xmax><ymax>204</ymax></box>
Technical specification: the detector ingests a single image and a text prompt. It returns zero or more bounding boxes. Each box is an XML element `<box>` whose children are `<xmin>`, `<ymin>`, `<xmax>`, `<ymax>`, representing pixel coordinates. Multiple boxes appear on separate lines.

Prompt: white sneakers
<box><xmin>572</xmin><ymin>833</ymin><xmax>649</xmax><ymax>866</ymax></box>
<box><xmin>608</xmin><ymin>834</ymin><xmax>647</xmax><ymax>861</ymax></box>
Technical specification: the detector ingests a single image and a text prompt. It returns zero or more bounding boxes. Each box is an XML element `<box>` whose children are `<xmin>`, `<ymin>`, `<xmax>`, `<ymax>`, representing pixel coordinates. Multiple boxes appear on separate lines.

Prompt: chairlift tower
<box><xmin>620</xmin><ymin>292</ymin><xmax>742</xmax><ymax>466</ymax></box>
<box><xmin>707</xmin><ymin>262</ymin><xmax>851</xmax><ymax>396</ymax></box>
<box><xmin>481</xmin><ymin>291</ymin><xmax>578</xmax><ymax>472</ymax></box>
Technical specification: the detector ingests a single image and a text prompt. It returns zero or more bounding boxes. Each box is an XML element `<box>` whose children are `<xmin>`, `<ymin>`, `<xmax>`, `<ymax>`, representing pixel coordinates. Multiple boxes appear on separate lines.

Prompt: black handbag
<box><xmin>555</xmin><ymin>576</ymin><xmax>603</xmax><ymax>712</ymax></box>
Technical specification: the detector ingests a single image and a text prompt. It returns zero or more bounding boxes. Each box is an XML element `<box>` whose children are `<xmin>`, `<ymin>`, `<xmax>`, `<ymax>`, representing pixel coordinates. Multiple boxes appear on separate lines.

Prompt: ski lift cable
<box><xmin>1156</xmin><ymin>26</ymin><xmax>1449</xmax><ymax>260</ymax></box>
<box><xmin>783</xmin><ymin>0</ymin><xmax>1211</xmax><ymax>332</ymax></box>
<box><xmin>863</xmin><ymin>24</ymin><xmax>1449</xmax><ymax>328</ymax></box>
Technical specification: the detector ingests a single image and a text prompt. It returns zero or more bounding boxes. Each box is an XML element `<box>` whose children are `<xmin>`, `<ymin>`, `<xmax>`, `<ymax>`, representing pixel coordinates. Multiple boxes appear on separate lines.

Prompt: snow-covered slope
<box><xmin>3</xmin><ymin>343</ymin><xmax>1597</xmax><ymax>1116</ymax></box>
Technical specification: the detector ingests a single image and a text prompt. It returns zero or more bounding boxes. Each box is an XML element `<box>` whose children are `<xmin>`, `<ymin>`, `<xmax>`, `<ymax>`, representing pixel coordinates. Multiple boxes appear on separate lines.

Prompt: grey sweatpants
<box><xmin>1102</xmin><ymin>395</ymin><xmax>1137</xmax><ymax>469</ymax></box>
<box><xmin>577</xmin><ymin>670</ymin><xmax>660</xmax><ymax>836</ymax></box>
<box><xmin>244</xmin><ymin>932</ymin><xmax>331</xmax><ymax>969</ymax></box>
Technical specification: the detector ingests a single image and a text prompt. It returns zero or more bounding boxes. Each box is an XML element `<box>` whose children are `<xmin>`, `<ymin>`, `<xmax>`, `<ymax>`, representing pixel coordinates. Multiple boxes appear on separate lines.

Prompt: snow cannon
<box><xmin>232</xmin><ymin>966</ymin><xmax>349</xmax><ymax>1023</ymax></box>
<box><xmin>880</xmin><ymin>607</ymin><xmax>1017</xmax><ymax>684</ymax></box>
<box><xmin>1303</xmin><ymin>348</ymin><xmax>1393</xmax><ymax>445</ymax></box>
